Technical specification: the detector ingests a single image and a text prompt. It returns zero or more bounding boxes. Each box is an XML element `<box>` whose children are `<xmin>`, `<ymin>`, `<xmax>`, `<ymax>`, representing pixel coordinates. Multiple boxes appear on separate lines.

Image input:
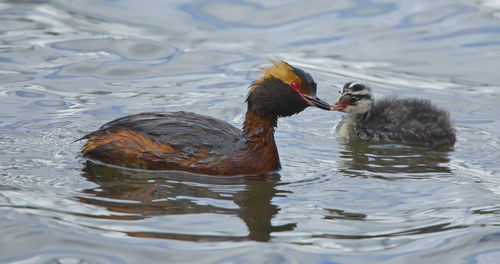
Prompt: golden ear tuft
<box><xmin>258</xmin><ymin>59</ymin><xmax>299</xmax><ymax>85</ymax></box>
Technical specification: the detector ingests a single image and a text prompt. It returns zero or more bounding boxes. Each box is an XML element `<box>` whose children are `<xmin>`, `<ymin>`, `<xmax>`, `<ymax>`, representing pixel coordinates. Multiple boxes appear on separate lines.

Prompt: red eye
<box><xmin>290</xmin><ymin>81</ymin><xmax>299</xmax><ymax>90</ymax></box>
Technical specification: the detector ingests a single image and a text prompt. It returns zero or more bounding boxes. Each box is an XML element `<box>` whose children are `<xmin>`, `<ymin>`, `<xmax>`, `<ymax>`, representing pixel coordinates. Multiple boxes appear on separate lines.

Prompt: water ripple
<box><xmin>421</xmin><ymin>26</ymin><xmax>500</xmax><ymax>41</ymax></box>
<box><xmin>50</xmin><ymin>49</ymin><xmax>252</xmax><ymax>79</ymax></box>
<box><xmin>397</xmin><ymin>5</ymin><xmax>474</xmax><ymax>28</ymax></box>
<box><xmin>181</xmin><ymin>0</ymin><xmax>396</xmax><ymax>29</ymax></box>
<box><xmin>52</xmin><ymin>38</ymin><xmax>178</xmax><ymax>61</ymax></box>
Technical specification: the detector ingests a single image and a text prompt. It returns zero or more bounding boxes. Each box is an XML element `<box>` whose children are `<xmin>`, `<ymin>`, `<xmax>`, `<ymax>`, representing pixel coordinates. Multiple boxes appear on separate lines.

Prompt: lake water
<box><xmin>1</xmin><ymin>0</ymin><xmax>500</xmax><ymax>263</ymax></box>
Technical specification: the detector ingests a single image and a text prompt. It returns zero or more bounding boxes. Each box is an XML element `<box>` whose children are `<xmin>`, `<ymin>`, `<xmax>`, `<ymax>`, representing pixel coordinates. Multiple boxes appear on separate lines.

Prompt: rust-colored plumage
<box><xmin>80</xmin><ymin>60</ymin><xmax>331</xmax><ymax>176</ymax></box>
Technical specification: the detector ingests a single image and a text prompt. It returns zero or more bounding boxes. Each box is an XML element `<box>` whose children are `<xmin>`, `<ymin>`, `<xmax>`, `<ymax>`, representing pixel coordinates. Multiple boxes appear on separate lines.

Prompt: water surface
<box><xmin>1</xmin><ymin>0</ymin><xmax>500</xmax><ymax>263</ymax></box>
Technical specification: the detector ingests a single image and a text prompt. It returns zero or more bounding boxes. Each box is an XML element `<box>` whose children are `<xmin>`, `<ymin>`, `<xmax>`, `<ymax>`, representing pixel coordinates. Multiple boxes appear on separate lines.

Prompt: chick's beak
<box><xmin>332</xmin><ymin>94</ymin><xmax>350</xmax><ymax>111</ymax></box>
<box><xmin>332</xmin><ymin>101</ymin><xmax>348</xmax><ymax>111</ymax></box>
<box><xmin>303</xmin><ymin>95</ymin><xmax>331</xmax><ymax>110</ymax></box>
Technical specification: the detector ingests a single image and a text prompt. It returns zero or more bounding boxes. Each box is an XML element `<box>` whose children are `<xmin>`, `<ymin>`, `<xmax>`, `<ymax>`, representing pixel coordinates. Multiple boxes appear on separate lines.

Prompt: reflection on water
<box><xmin>338</xmin><ymin>140</ymin><xmax>453</xmax><ymax>178</ymax></box>
<box><xmin>80</xmin><ymin>161</ymin><xmax>295</xmax><ymax>242</ymax></box>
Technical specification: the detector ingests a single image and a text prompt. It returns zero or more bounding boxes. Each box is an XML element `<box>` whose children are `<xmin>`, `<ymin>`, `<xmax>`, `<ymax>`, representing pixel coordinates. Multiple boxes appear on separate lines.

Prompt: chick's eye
<box><xmin>290</xmin><ymin>81</ymin><xmax>299</xmax><ymax>90</ymax></box>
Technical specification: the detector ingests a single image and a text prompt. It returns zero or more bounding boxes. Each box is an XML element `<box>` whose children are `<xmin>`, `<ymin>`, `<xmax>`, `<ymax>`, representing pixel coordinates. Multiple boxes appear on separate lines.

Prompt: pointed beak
<box><xmin>304</xmin><ymin>95</ymin><xmax>331</xmax><ymax>110</ymax></box>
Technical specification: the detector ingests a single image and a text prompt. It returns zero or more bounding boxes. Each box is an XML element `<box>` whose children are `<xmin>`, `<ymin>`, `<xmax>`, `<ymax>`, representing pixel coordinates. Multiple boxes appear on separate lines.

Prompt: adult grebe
<box><xmin>81</xmin><ymin>60</ymin><xmax>331</xmax><ymax>175</ymax></box>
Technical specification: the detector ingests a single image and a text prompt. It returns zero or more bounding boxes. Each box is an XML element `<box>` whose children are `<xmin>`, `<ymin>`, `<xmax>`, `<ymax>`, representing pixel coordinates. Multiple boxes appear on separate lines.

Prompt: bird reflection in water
<box><xmin>78</xmin><ymin>161</ymin><xmax>296</xmax><ymax>242</ymax></box>
<box><xmin>337</xmin><ymin>140</ymin><xmax>453</xmax><ymax>179</ymax></box>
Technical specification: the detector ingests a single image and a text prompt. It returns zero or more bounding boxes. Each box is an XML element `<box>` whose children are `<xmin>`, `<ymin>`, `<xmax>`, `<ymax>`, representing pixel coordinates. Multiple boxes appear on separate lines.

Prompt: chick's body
<box><xmin>334</xmin><ymin>82</ymin><xmax>456</xmax><ymax>147</ymax></box>
<box><xmin>337</xmin><ymin>97</ymin><xmax>455</xmax><ymax>147</ymax></box>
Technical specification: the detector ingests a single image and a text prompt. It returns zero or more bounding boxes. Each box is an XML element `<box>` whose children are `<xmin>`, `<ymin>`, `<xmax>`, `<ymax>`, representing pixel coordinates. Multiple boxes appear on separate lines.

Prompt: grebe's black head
<box><xmin>332</xmin><ymin>82</ymin><xmax>373</xmax><ymax>114</ymax></box>
<box><xmin>246</xmin><ymin>60</ymin><xmax>330</xmax><ymax>118</ymax></box>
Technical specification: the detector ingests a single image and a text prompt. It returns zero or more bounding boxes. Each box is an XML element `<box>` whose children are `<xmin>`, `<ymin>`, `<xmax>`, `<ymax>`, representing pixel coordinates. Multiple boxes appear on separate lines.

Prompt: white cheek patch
<box><xmin>344</xmin><ymin>99</ymin><xmax>372</xmax><ymax>114</ymax></box>
<box><xmin>352</xmin><ymin>89</ymin><xmax>371</xmax><ymax>96</ymax></box>
<box><xmin>339</xmin><ymin>83</ymin><xmax>374</xmax><ymax>114</ymax></box>
<box><xmin>343</xmin><ymin>82</ymin><xmax>371</xmax><ymax>96</ymax></box>
<box><xmin>348</xmin><ymin>82</ymin><xmax>359</xmax><ymax>89</ymax></box>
